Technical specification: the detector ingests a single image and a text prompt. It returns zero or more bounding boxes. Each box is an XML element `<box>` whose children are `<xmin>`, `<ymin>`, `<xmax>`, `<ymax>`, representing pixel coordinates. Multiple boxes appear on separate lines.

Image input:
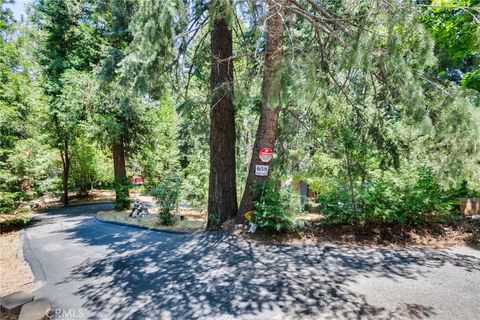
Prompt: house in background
<box><xmin>130</xmin><ymin>175</ymin><xmax>144</xmax><ymax>185</ymax></box>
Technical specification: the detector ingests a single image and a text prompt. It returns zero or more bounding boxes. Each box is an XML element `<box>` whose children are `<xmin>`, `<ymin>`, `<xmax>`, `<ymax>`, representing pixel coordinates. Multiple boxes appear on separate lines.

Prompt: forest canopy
<box><xmin>0</xmin><ymin>0</ymin><xmax>479</xmax><ymax>229</ymax></box>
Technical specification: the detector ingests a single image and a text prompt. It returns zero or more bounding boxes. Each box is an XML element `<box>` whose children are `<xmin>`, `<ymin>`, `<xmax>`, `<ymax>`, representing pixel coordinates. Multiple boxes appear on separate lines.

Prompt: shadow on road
<box><xmin>55</xmin><ymin>217</ymin><xmax>480</xmax><ymax>320</ymax></box>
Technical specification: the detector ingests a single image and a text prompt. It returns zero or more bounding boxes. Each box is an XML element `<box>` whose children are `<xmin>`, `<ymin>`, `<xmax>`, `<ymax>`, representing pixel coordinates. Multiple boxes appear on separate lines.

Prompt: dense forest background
<box><xmin>1</xmin><ymin>0</ymin><xmax>479</xmax><ymax>230</ymax></box>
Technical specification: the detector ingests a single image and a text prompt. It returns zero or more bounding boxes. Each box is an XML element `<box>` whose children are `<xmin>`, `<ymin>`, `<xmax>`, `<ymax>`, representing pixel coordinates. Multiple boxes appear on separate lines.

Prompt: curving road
<box><xmin>23</xmin><ymin>203</ymin><xmax>480</xmax><ymax>320</ymax></box>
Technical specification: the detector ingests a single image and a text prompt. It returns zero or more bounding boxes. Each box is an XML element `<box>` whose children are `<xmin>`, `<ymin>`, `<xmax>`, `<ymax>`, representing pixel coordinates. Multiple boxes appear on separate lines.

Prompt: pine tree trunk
<box><xmin>61</xmin><ymin>137</ymin><xmax>69</xmax><ymax>206</ymax></box>
<box><xmin>207</xmin><ymin>11</ymin><xmax>237</xmax><ymax>229</ymax></box>
<box><xmin>61</xmin><ymin>159</ymin><xmax>69</xmax><ymax>206</ymax></box>
<box><xmin>113</xmin><ymin>141</ymin><xmax>129</xmax><ymax>209</ymax></box>
<box><xmin>238</xmin><ymin>0</ymin><xmax>286</xmax><ymax>217</ymax></box>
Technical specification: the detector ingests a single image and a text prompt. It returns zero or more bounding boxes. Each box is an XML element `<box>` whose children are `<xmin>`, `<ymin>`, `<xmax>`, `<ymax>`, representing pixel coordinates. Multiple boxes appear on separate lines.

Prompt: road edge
<box><xmin>20</xmin><ymin>229</ymin><xmax>47</xmax><ymax>290</ymax></box>
<box><xmin>34</xmin><ymin>201</ymin><xmax>114</xmax><ymax>213</ymax></box>
<box><xmin>93</xmin><ymin>214</ymin><xmax>189</xmax><ymax>235</ymax></box>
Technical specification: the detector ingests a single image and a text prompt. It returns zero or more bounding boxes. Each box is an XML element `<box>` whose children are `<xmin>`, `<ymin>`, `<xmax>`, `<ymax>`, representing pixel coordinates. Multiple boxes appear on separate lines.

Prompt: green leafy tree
<box><xmin>279</xmin><ymin>0</ymin><xmax>480</xmax><ymax>224</ymax></box>
<box><xmin>122</xmin><ymin>0</ymin><xmax>239</xmax><ymax>227</ymax></box>
<box><xmin>1</xmin><ymin>1</ymin><xmax>55</xmax><ymax>213</ymax></box>
<box><xmin>420</xmin><ymin>0</ymin><xmax>480</xmax><ymax>91</ymax></box>
<box><xmin>34</xmin><ymin>0</ymin><xmax>103</xmax><ymax>204</ymax></box>
<box><xmin>93</xmin><ymin>0</ymin><xmax>149</xmax><ymax>209</ymax></box>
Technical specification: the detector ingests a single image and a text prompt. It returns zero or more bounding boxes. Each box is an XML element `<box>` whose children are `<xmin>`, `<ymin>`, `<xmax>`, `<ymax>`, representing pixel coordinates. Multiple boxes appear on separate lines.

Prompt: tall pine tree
<box><xmin>207</xmin><ymin>0</ymin><xmax>237</xmax><ymax>228</ymax></box>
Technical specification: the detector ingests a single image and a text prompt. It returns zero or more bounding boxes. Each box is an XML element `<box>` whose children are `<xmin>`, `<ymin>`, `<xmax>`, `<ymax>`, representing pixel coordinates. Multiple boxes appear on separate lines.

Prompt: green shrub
<box><xmin>0</xmin><ymin>192</ymin><xmax>19</xmax><ymax>214</ymax></box>
<box><xmin>400</xmin><ymin>169</ymin><xmax>453</xmax><ymax>224</ymax></box>
<box><xmin>0</xmin><ymin>213</ymin><xmax>31</xmax><ymax>232</ymax></box>
<box><xmin>360</xmin><ymin>180</ymin><xmax>401</xmax><ymax>223</ymax></box>
<box><xmin>252</xmin><ymin>179</ymin><xmax>298</xmax><ymax>232</ymax></box>
<box><xmin>319</xmin><ymin>169</ymin><xmax>453</xmax><ymax>225</ymax></box>
<box><xmin>317</xmin><ymin>188</ymin><xmax>357</xmax><ymax>223</ymax></box>
<box><xmin>151</xmin><ymin>173</ymin><xmax>181</xmax><ymax>225</ymax></box>
<box><xmin>2</xmin><ymin>213</ymin><xmax>31</xmax><ymax>226</ymax></box>
<box><xmin>361</xmin><ymin>169</ymin><xmax>452</xmax><ymax>224</ymax></box>
<box><xmin>180</xmin><ymin>153</ymin><xmax>208</xmax><ymax>208</ymax></box>
<box><xmin>207</xmin><ymin>213</ymin><xmax>221</xmax><ymax>227</ymax></box>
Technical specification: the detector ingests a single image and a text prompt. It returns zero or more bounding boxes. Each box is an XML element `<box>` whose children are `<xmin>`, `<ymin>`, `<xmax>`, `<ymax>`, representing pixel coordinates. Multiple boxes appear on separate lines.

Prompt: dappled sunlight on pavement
<box><xmin>24</xmin><ymin>204</ymin><xmax>480</xmax><ymax>320</ymax></box>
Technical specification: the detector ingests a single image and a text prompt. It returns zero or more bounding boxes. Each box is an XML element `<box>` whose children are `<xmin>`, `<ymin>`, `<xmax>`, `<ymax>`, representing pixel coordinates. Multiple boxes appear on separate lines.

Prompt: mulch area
<box><xmin>239</xmin><ymin>217</ymin><xmax>480</xmax><ymax>248</ymax></box>
<box><xmin>97</xmin><ymin>207</ymin><xmax>207</xmax><ymax>233</ymax></box>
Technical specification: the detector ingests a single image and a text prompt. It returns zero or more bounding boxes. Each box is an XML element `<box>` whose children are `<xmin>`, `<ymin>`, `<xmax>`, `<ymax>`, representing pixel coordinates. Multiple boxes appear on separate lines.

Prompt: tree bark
<box><xmin>207</xmin><ymin>8</ymin><xmax>237</xmax><ymax>229</ymax></box>
<box><xmin>113</xmin><ymin>141</ymin><xmax>130</xmax><ymax>209</ymax></box>
<box><xmin>238</xmin><ymin>0</ymin><xmax>286</xmax><ymax>217</ymax></box>
<box><xmin>60</xmin><ymin>137</ymin><xmax>70</xmax><ymax>206</ymax></box>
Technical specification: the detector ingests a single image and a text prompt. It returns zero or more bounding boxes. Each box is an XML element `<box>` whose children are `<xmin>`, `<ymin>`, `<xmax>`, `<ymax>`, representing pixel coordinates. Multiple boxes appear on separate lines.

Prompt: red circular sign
<box><xmin>259</xmin><ymin>147</ymin><xmax>273</xmax><ymax>163</ymax></box>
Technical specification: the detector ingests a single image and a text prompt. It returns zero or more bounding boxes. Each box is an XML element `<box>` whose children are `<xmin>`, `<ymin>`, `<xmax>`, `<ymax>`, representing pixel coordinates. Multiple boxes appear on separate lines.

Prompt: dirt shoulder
<box><xmin>0</xmin><ymin>231</ymin><xmax>33</xmax><ymax>297</ymax></box>
<box><xmin>236</xmin><ymin>217</ymin><xmax>480</xmax><ymax>249</ymax></box>
<box><xmin>36</xmin><ymin>189</ymin><xmax>117</xmax><ymax>209</ymax></box>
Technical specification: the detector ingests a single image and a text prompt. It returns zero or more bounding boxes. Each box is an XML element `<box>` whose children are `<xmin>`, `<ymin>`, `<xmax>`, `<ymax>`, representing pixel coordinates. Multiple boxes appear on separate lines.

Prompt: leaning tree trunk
<box><xmin>113</xmin><ymin>141</ymin><xmax>130</xmax><ymax>209</ymax></box>
<box><xmin>238</xmin><ymin>0</ymin><xmax>286</xmax><ymax>217</ymax></box>
<box><xmin>207</xmin><ymin>6</ymin><xmax>237</xmax><ymax>229</ymax></box>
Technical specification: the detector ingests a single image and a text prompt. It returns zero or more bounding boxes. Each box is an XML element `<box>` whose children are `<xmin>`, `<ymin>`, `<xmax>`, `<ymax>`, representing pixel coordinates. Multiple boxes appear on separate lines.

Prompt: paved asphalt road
<box><xmin>22</xmin><ymin>203</ymin><xmax>480</xmax><ymax>320</ymax></box>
